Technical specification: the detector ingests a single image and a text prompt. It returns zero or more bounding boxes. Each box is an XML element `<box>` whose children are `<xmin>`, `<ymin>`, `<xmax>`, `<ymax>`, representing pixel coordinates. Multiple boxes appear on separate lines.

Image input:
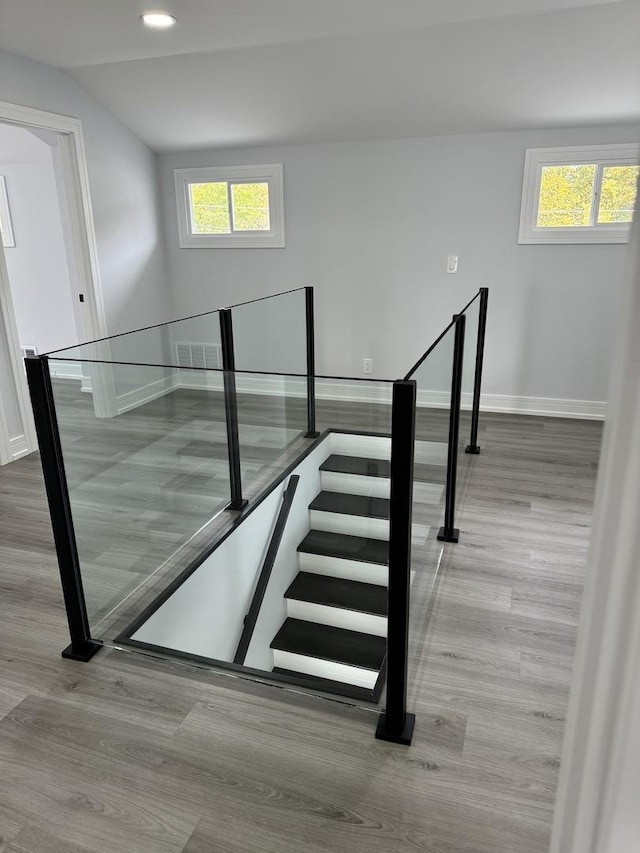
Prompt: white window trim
<box><xmin>518</xmin><ymin>143</ymin><xmax>640</xmax><ymax>245</ymax></box>
<box><xmin>174</xmin><ymin>163</ymin><xmax>285</xmax><ymax>248</ymax></box>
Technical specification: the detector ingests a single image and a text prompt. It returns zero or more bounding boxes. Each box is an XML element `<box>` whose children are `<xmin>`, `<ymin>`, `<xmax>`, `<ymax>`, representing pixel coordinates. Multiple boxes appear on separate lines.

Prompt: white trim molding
<box><xmin>0</xmin><ymin>175</ymin><xmax>15</xmax><ymax>247</ymax></box>
<box><xmin>9</xmin><ymin>434</ymin><xmax>29</xmax><ymax>461</ymax></box>
<box><xmin>474</xmin><ymin>392</ymin><xmax>606</xmax><ymax>420</ymax></box>
<box><xmin>549</xmin><ymin>189</ymin><xmax>640</xmax><ymax>853</ymax></box>
<box><xmin>0</xmin><ymin>100</ymin><xmax>108</xmax><ymax>462</ymax></box>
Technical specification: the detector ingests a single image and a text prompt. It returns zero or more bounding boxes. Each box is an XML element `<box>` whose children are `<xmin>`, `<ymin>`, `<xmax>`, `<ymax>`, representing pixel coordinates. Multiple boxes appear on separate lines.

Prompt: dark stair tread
<box><xmin>272</xmin><ymin>668</ymin><xmax>379</xmax><ymax>703</ymax></box>
<box><xmin>309</xmin><ymin>491</ymin><xmax>389</xmax><ymax>519</ymax></box>
<box><xmin>285</xmin><ymin>572</ymin><xmax>387</xmax><ymax>616</ymax></box>
<box><xmin>320</xmin><ymin>454</ymin><xmax>390</xmax><ymax>478</ymax></box>
<box><xmin>298</xmin><ymin>530</ymin><xmax>388</xmax><ymax>566</ymax></box>
<box><xmin>271</xmin><ymin>619</ymin><xmax>386</xmax><ymax>671</ymax></box>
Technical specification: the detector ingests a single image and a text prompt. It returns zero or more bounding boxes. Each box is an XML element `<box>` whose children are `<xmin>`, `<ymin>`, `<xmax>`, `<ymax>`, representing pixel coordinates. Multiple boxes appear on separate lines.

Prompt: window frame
<box><xmin>174</xmin><ymin>163</ymin><xmax>285</xmax><ymax>248</ymax></box>
<box><xmin>518</xmin><ymin>144</ymin><xmax>640</xmax><ymax>245</ymax></box>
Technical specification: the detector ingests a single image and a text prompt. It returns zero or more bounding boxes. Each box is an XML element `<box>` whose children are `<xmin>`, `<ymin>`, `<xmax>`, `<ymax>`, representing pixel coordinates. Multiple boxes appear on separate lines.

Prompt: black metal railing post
<box><xmin>219</xmin><ymin>309</ymin><xmax>248</xmax><ymax>511</ymax></box>
<box><xmin>25</xmin><ymin>356</ymin><xmax>101</xmax><ymax>662</ymax></box>
<box><xmin>437</xmin><ymin>313</ymin><xmax>466</xmax><ymax>544</ymax></box>
<box><xmin>466</xmin><ymin>287</ymin><xmax>489</xmax><ymax>455</ymax></box>
<box><xmin>375</xmin><ymin>379</ymin><xmax>416</xmax><ymax>746</ymax></box>
<box><xmin>305</xmin><ymin>286</ymin><xmax>320</xmax><ymax>438</ymax></box>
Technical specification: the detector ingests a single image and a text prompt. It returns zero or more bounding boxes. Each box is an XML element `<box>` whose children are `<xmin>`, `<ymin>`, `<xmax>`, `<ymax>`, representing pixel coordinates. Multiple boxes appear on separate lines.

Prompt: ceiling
<box><xmin>0</xmin><ymin>0</ymin><xmax>638</xmax><ymax>151</ymax></box>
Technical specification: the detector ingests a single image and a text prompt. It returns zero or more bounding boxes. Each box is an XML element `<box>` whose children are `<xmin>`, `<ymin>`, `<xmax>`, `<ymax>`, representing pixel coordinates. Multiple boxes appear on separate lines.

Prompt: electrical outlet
<box><xmin>362</xmin><ymin>358</ymin><xmax>373</xmax><ymax>374</ymax></box>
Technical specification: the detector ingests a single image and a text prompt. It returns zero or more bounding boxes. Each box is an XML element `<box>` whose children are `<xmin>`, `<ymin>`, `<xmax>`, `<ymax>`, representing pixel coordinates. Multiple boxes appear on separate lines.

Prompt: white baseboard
<box><xmin>48</xmin><ymin>360</ymin><xmax>84</xmax><ymax>381</ymax></box>
<box><xmin>318</xmin><ymin>382</ymin><xmax>606</xmax><ymax>421</ymax></box>
<box><xmin>477</xmin><ymin>393</ymin><xmax>607</xmax><ymax>421</ymax></box>
<box><xmin>110</xmin><ymin>370</ymin><xmax>607</xmax><ymax>423</ymax></box>
<box><xmin>9</xmin><ymin>434</ymin><xmax>30</xmax><ymax>461</ymax></box>
<box><xmin>116</xmin><ymin>375</ymin><xmax>177</xmax><ymax>414</ymax></box>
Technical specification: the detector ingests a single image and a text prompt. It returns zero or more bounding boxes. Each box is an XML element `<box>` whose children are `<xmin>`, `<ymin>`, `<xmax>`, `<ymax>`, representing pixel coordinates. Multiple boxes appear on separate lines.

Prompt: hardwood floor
<box><xmin>0</xmin><ymin>409</ymin><xmax>601</xmax><ymax>853</ymax></box>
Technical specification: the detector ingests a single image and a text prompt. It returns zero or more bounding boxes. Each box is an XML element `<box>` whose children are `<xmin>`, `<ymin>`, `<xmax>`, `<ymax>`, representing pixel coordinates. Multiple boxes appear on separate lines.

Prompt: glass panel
<box><xmin>598</xmin><ymin>165</ymin><xmax>639</xmax><ymax>224</ymax></box>
<box><xmin>233</xmin><ymin>370</ymin><xmax>309</xmax><ymax>498</ymax></box>
<box><xmin>48</xmin><ymin>360</ymin><xmax>232</xmax><ymax>643</ymax></box>
<box><xmin>189</xmin><ymin>181</ymin><xmax>231</xmax><ymax>234</ymax></box>
<box><xmin>537</xmin><ymin>164</ymin><xmax>596</xmax><ymax>227</ymax></box>
<box><xmin>231</xmin><ymin>182</ymin><xmax>270</xmax><ymax>231</ymax></box>
<box><xmin>406</xmin><ymin>325</ymin><xmax>454</xmax><ymax>708</ymax></box>
<box><xmin>46</xmin><ymin>310</ymin><xmax>222</xmax><ymax>373</ymax></box>
<box><xmin>232</xmin><ymin>288</ymin><xmax>307</xmax><ymax>375</ymax></box>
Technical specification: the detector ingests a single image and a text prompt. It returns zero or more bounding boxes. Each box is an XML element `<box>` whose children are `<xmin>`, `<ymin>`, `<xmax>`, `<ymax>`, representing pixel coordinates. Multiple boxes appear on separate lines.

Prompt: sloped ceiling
<box><xmin>0</xmin><ymin>0</ymin><xmax>638</xmax><ymax>151</ymax></box>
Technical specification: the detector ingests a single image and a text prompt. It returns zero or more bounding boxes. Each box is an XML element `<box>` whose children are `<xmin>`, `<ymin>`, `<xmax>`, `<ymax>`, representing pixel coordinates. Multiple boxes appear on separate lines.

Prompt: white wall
<box><xmin>0</xmin><ymin>46</ymin><xmax>172</xmax><ymax>338</ymax></box>
<box><xmin>0</xmin><ymin>124</ymin><xmax>77</xmax><ymax>353</ymax></box>
<box><xmin>158</xmin><ymin>124</ymin><xmax>640</xmax><ymax>407</ymax></box>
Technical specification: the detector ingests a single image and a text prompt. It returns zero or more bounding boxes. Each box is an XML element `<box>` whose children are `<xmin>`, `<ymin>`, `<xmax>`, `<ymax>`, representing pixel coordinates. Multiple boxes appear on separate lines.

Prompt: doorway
<box><xmin>0</xmin><ymin>101</ymin><xmax>107</xmax><ymax>465</ymax></box>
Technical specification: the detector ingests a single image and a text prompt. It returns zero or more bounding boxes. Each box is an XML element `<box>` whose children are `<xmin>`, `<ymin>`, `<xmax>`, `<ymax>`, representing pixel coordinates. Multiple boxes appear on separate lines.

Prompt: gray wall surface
<box><xmin>0</xmin><ymin>46</ymin><xmax>172</xmax><ymax>339</ymax></box>
<box><xmin>158</xmin><ymin>124</ymin><xmax>640</xmax><ymax>404</ymax></box>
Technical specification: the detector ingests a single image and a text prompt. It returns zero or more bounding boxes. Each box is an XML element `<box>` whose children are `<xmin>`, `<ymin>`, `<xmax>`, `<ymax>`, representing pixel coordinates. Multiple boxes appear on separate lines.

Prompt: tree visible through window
<box><xmin>599</xmin><ymin>166</ymin><xmax>639</xmax><ymax>224</ymax></box>
<box><xmin>537</xmin><ymin>164</ymin><xmax>639</xmax><ymax>228</ymax></box>
<box><xmin>189</xmin><ymin>181</ymin><xmax>270</xmax><ymax>235</ymax></box>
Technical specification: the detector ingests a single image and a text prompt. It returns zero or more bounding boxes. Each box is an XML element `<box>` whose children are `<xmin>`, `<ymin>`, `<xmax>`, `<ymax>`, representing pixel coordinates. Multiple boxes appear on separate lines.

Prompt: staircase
<box><xmin>270</xmin><ymin>445</ymin><xmax>395</xmax><ymax>702</ymax></box>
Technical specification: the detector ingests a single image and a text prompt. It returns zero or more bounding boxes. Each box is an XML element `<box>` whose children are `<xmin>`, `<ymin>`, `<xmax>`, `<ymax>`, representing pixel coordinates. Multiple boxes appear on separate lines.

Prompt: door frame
<box><xmin>0</xmin><ymin>100</ymin><xmax>107</xmax><ymax>463</ymax></box>
<box><xmin>549</xmin><ymin>219</ymin><xmax>640</xmax><ymax>850</ymax></box>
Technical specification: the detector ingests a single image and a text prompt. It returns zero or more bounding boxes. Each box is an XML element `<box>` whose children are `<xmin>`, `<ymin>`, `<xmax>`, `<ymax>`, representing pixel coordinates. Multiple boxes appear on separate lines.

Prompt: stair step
<box><xmin>285</xmin><ymin>572</ymin><xmax>387</xmax><ymax>616</ymax></box>
<box><xmin>309</xmin><ymin>491</ymin><xmax>389</xmax><ymax>519</ymax></box>
<box><xmin>320</xmin><ymin>454</ymin><xmax>390</xmax><ymax>478</ymax></box>
<box><xmin>298</xmin><ymin>530</ymin><xmax>388</xmax><ymax>566</ymax></box>
<box><xmin>271</xmin><ymin>618</ymin><xmax>386</xmax><ymax>672</ymax></box>
<box><xmin>272</xmin><ymin>668</ymin><xmax>383</xmax><ymax>703</ymax></box>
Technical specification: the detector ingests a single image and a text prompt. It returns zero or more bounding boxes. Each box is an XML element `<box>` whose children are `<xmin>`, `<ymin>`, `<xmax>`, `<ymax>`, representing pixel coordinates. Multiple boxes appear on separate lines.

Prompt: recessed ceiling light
<box><xmin>141</xmin><ymin>12</ymin><xmax>177</xmax><ymax>28</ymax></box>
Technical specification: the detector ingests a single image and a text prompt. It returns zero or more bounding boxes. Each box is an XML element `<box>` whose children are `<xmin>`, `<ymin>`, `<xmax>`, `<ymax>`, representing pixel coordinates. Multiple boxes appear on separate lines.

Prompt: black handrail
<box><xmin>234</xmin><ymin>475</ymin><xmax>300</xmax><ymax>665</ymax></box>
<box><xmin>437</xmin><ymin>313</ymin><xmax>466</xmax><ymax>543</ymax></box>
<box><xmin>375</xmin><ymin>380</ymin><xmax>417</xmax><ymax>745</ymax></box>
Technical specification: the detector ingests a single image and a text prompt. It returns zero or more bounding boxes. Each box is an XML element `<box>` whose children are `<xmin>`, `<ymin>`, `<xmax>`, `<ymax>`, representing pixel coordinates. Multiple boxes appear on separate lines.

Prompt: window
<box><xmin>518</xmin><ymin>144</ymin><xmax>639</xmax><ymax>244</ymax></box>
<box><xmin>0</xmin><ymin>176</ymin><xmax>15</xmax><ymax>248</ymax></box>
<box><xmin>175</xmin><ymin>164</ymin><xmax>285</xmax><ymax>248</ymax></box>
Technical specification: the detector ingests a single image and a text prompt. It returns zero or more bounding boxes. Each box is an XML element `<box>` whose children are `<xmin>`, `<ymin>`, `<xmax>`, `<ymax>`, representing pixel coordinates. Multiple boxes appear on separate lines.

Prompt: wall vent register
<box><xmin>175</xmin><ymin>342</ymin><xmax>222</xmax><ymax>370</ymax></box>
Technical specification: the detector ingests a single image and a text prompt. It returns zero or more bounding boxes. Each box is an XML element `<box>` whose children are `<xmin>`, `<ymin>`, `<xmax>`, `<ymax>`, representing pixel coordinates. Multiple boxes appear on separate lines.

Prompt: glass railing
<box><xmin>25</xmin><ymin>284</ymin><xmax>489</xmax><ymax>744</ymax></box>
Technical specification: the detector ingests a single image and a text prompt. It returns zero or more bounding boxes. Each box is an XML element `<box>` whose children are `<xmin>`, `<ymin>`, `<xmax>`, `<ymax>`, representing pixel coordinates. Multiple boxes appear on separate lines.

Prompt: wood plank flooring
<box><xmin>0</xmin><ymin>408</ymin><xmax>601</xmax><ymax>853</ymax></box>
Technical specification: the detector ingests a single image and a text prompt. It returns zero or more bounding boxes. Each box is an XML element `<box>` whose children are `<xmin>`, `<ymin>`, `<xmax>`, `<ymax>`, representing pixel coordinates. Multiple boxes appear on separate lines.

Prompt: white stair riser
<box><xmin>309</xmin><ymin>510</ymin><xmax>430</xmax><ymax>545</ymax></box>
<box><xmin>329</xmin><ymin>433</ymin><xmax>391</xmax><ymax>461</ymax></box>
<box><xmin>286</xmin><ymin>599</ymin><xmax>387</xmax><ymax>637</ymax></box>
<box><xmin>321</xmin><ymin>471</ymin><xmax>445</xmax><ymax>505</ymax></box>
<box><xmin>272</xmin><ymin>649</ymin><xmax>378</xmax><ymax>689</ymax></box>
<box><xmin>329</xmin><ymin>433</ymin><xmax>448</xmax><ymax>466</ymax></box>
<box><xmin>310</xmin><ymin>509</ymin><xmax>389</xmax><ymax>541</ymax></box>
<box><xmin>299</xmin><ymin>551</ymin><xmax>388</xmax><ymax>586</ymax></box>
<box><xmin>321</xmin><ymin>470</ymin><xmax>390</xmax><ymax>499</ymax></box>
